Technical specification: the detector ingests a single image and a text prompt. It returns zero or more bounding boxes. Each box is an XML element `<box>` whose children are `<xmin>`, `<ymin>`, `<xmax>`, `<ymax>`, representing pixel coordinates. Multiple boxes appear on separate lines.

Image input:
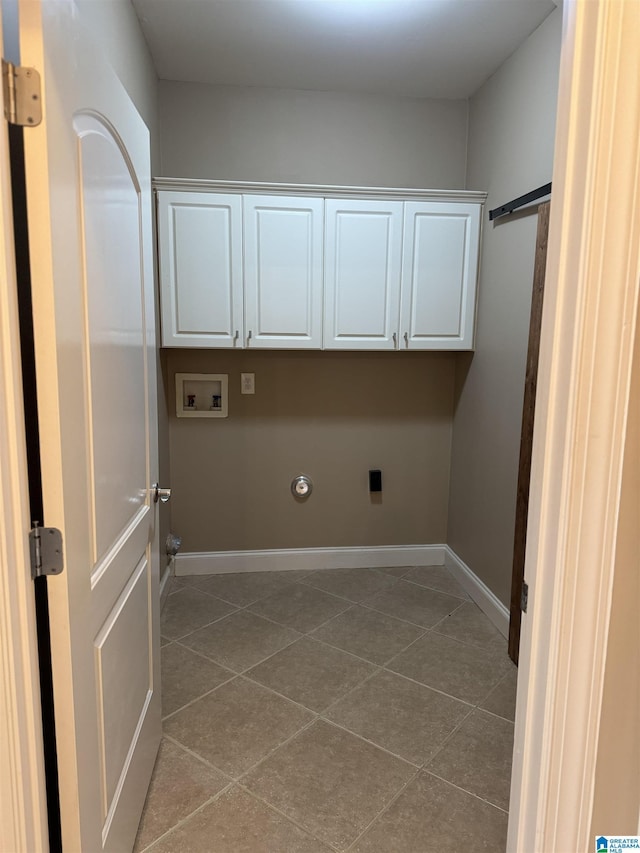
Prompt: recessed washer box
<box><xmin>176</xmin><ymin>373</ymin><xmax>228</xmax><ymax>418</ymax></box>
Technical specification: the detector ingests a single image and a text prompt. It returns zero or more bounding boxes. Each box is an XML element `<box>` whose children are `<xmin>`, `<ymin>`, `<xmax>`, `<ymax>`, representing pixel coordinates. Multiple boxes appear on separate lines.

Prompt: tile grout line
<box><xmin>342</xmin><ymin>766</ymin><xmax>424</xmax><ymax>853</ymax></box>
<box><xmin>166</xmin><ymin>569</ymin><xmax>489</xmax><ymax>645</ymax></box>
<box><xmin>161</xmin><ymin>733</ymin><xmax>238</xmax><ymax>785</ymax></box>
<box><xmin>419</xmin><ymin>703</ymin><xmax>514</xmax><ymax>810</ymax></box>
<box><xmin>419</xmin><ymin>703</ymin><xmax>477</xmax><ymax>769</ymax></box>
<box><xmin>166</xmin><ymin>653</ymin><xmax>479</xmax><ymax>779</ymax></box>
<box><xmin>353</xmin><ymin>597</ymin><xmax>467</xmax><ymax>633</ymax></box>
<box><xmin>165</xmin><ymin>710</ymin><xmax>321</xmax><ymax>787</ymax></box>
<box><xmin>161</xmin><ymin>604</ymin><xmax>242</xmax><ymax>643</ymax></box>
<box><xmin>178</xmin><ymin>628</ymin><xmax>303</xmax><ymax>677</ymax></box>
<box><xmin>234</xmin><ymin>783</ymin><xmax>342</xmax><ymax>852</ymax></box>
<box><xmin>163</xmin><ymin>595</ymin><xmax>506</xmax><ymax>735</ymax></box>
<box><xmin>170</xmin><ymin>596</ymin><xmax>446</xmax><ymax>680</ymax></box>
<box><xmin>386</xmin><ymin>616</ymin><xmax>511</xmax><ymax>661</ymax></box>
<box><xmin>422</xmin><ymin>768</ymin><xmax>510</xmax><ymax>814</ymax></box>
<box><xmin>308</xmin><ymin>621</ymin><xmax>430</xmax><ymax>667</ymax></box>
<box><xmin>318</xmin><ymin>664</ymin><xmax>387</xmax><ymax>717</ymax></box>
<box><xmin>164</xmin><ymin>672</ymin><xmax>320</xmax><ymax>735</ymax></box>
<box><xmin>161</xmin><ymin>673</ymin><xmax>239</xmax><ymax>723</ymax></box>
<box><xmin>315</xmin><ymin>714</ymin><xmax>422</xmax><ymax>771</ymax></box>
<box><xmin>158</xmin><ymin>570</ymin><xmax>515</xmax><ymax>848</ymax></box>
<box><xmin>234</xmin><ymin>712</ymin><xmax>321</xmax><ymax>782</ymax></box>
<box><xmin>475</xmin><ymin>704</ymin><xmax>517</xmax><ymax>725</ymax></box>
<box><xmin>380</xmin><ymin>660</ymin><xmax>500</xmax><ymax>707</ymax></box>
<box><xmin>163</xmin><ymin>579</ymin><xmax>512</xmax><ymax>725</ymax></box>
<box><xmin>166</xmin><ymin>657</ymin><xmax>468</xmax><ymax>782</ymax></box>
<box><xmin>342</xmin><ymin>763</ymin><xmax>510</xmax><ymax>853</ymax></box>
<box><xmin>171</xmin><ymin>637</ymin><xmax>240</xmax><ymax>673</ymax></box>
<box><xmin>282</xmin><ymin>632</ymin><xmax>409</xmax><ymax>673</ymax></box>
<box><xmin>136</xmin><ymin>785</ymin><xmax>235</xmax><ymax>853</ymax></box>
<box><xmin>240</xmin><ymin>666</ymin><xmax>376</xmax><ymax>720</ymax></box>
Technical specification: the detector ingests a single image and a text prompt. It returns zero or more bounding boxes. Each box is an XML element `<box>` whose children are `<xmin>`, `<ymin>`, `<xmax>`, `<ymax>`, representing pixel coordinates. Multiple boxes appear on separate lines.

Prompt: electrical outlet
<box><xmin>369</xmin><ymin>469</ymin><xmax>382</xmax><ymax>492</ymax></box>
<box><xmin>241</xmin><ymin>373</ymin><xmax>255</xmax><ymax>395</ymax></box>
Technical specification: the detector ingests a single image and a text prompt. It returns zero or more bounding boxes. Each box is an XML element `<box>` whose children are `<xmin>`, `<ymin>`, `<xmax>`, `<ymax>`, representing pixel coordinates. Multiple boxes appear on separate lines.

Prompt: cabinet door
<box><xmin>158</xmin><ymin>191</ymin><xmax>243</xmax><ymax>347</ymax></box>
<box><xmin>324</xmin><ymin>199</ymin><xmax>403</xmax><ymax>350</ymax></box>
<box><xmin>243</xmin><ymin>195</ymin><xmax>323</xmax><ymax>349</ymax></box>
<box><xmin>400</xmin><ymin>202</ymin><xmax>481</xmax><ymax>350</ymax></box>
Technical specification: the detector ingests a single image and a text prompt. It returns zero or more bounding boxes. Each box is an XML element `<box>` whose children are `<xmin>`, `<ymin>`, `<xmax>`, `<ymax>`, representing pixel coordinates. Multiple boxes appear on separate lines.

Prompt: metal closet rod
<box><xmin>489</xmin><ymin>182</ymin><xmax>552</xmax><ymax>220</ymax></box>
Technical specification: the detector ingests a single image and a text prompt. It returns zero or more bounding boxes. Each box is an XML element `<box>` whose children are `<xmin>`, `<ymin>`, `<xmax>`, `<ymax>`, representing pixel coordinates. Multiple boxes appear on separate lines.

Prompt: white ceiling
<box><xmin>132</xmin><ymin>0</ymin><xmax>557</xmax><ymax>100</ymax></box>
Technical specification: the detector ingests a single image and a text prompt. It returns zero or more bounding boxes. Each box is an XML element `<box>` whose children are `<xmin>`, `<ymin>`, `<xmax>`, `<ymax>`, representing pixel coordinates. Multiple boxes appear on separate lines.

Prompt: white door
<box><xmin>400</xmin><ymin>201</ymin><xmax>480</xmax><ymax>350</ymax></box>
<box><xmin>243</xmin><ymin>194</ymin><xmax>323</xmax><ymax>348</ymax></box>
<box><xmin>158</xmin><ymin>191</ymin><xmax>243</xmax><ymax>348</ymax></box>
<box><xmin>324</xmin><ymin>198</ymin><xmax>403</xmax><ymax>350</ymax></box>
<box><xmin>19</xmin><ymin>1</ymin><xmax>161</xmax><ymax>850</ymax></box>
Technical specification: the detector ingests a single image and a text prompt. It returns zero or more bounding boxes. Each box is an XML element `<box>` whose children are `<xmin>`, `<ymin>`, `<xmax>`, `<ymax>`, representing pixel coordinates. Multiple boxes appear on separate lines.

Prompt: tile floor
<box><xmin>135</xmin><ymin>565</ymin><xmax>517</xmax><ymax>852</ymax></box>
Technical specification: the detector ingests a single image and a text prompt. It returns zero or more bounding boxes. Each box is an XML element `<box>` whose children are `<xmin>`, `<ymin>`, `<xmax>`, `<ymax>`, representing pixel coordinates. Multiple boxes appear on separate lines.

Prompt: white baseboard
<box><xmin>444</xmin><ymin>546</ymin><xmax>509</xmax><ymax>638</ymax></box>
<box><xmin>159</xmin><ymin>556</ymin><xmax>174</xmax><ymax>612</ymax></box>
<box><xmin>175</xmin><ymin>544</ymin><xmax>447</xmax><ymax>576</ymax></box>
<box><xmin>174</xmin><ymin>544</ymin><xmax>510</xmax><ymax>639</ymax></box>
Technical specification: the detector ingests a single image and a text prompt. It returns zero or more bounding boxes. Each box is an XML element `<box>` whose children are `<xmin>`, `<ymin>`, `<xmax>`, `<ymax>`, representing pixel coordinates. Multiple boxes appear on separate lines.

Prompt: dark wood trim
<box><xmin>509</xmin><ymin>201</ymin><xmax>551</xmax><ymax>664</ymax></box>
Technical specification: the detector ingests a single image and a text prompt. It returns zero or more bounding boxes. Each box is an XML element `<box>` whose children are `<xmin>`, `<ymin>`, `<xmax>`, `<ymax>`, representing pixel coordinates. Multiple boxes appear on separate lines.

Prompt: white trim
<box><xmin>159</xmin><ymin>556</ymin><xmax>173</xmax><ymax>611</ymax></box>
<box><xmin>175</xmin><ymin>544</ymin><xmax>447</xmax><ymax>576</ymax></box>
<box><xmin>0</xmin><ymin>4</ymin><xmax>48</xmax><ymax>844</ymax></box>
<box><xmin>153</xmin><ymin>176</ymin><xmax>487</xmax><ymax>205</ymax></box>
<box><xmin>508</xmin><ymin>1</ymin><xmax>640</xmax><ymax>850</ymax></box>
<box><xmin>443</xmin><ymin>547</ymin><xmax>509</xmax><ymax>638</ymax></box>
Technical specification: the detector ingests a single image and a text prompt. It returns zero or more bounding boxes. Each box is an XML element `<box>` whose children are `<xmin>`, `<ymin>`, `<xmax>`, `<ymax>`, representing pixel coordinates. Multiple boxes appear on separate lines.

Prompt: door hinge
<box><xmin>2</xmin><ymin>60</ymin><xmax>42</xmax><ymax>127</ymax></box>
<box><xmin>29</xmin><ymin>523</ymin><xmax>64</xmax><ymax>579</ymax></box>
<box><xmin>521</xmin><ymin>581</ymin><xmax>529</xmax><ymax>613</ymax></box>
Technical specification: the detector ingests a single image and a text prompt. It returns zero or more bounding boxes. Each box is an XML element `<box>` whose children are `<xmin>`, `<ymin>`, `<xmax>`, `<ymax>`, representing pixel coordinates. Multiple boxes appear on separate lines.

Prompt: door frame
<box><xmin>507</xmin><ymin>0</ymin><xmax>640</xmax><ymax>849</ymax></box>
<box><xmin>0</xmin><ymin>4</ymin><xmax>48</xmax><ymax>844</ymax></box>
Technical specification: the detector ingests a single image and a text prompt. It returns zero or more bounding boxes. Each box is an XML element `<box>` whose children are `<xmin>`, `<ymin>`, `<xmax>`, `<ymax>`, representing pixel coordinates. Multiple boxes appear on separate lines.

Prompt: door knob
<box><xmin>152</xmin><ymin>483</ymin><xmax>171</xmax><ymax>504</ymax></box>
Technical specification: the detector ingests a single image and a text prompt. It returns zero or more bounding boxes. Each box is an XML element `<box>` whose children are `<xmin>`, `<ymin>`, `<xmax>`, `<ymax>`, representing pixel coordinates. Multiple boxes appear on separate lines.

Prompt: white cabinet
<box><xmin>243</xmin><ymin>195</ymin><xmax>324</xmax><ymax>349</ymax></box>
<box><xmin>400</xmin><ymin>202</ymin><xmax>481</xmax><ymax>350</ymax></box>
<box><xmin>324</xmin><ymin>198</ymin><xmax>480</xmax><ymax>351</ymax></box>
<box><xmin>158</xmin><ymin>191</ymin><xmax>243</xmax><ymax>348</ymax></box>
<box><xmin>323</xmin><ymin>199</ymin><xmax>404</xmax><ymax>350</ymax></box>
<box><xmin>156</xmin><ymin>182</ymin><xmax>485</xmax><ymax>352</ymax></box>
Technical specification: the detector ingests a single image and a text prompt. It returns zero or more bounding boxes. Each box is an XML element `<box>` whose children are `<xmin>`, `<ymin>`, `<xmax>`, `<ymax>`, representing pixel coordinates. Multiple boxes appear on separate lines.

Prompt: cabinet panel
<box><xmin>243</xmin><ymin>196</ymin><xmax>323</xmax><ymax>349</ymax></box>
<box><xmin>158</xmin><ymin>192</ymin><xmax>243</xmax><ymax>347</ymax></box>
<box><xmin>324</xmin><ymin>199</ymin><xmax>403</xmax><ymax>350</ymax></box>
<box><xmin>401</xmin><ymin>202</ymin><xmax>481</xmax><ymax>350</ymax></box>
<box><xmin>156</xmin><ymin>185</ymin><xmax>484</xmax><ymax>353</ymax></box>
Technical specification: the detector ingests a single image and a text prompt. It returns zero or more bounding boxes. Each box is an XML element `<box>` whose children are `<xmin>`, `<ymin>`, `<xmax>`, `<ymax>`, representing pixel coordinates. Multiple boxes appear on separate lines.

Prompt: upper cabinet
<box><xmin>155</xmin><ymin>181</ymin><xmax>485</xmax><ymax>351</ymax></box>
<box><xmin>158</xmin><ymin>191</ymin><xmax>243</xmax><ymax>348</ymax></box>
<box><xmin>400</xmin><ymin>202</ymin><xmax>481</xmax><ymax>350</ymax></box>
<box><xmin>324</xmin><ymin>199</ymin><xmax>403</xmax><ymax>350</ymax></box>
<box><xmin>243</xmin><ymin>195</ymin><xmax>323</xmax><ymax>349</ymax></box>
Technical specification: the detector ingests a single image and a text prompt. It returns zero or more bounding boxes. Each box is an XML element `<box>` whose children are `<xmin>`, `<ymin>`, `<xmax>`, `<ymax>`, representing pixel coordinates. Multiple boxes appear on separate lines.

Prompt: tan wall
<box><xmin>157</xmin><ymin>80</ymin><xmax>469</xmax><ymax>555</ymax></box>
<box><xmin>167</xmin><ymin>351</ymin><xmax>455</xmax><ymax>552</ymax></box>
<box><xmin>158</xmin><ymin>81</ymin><xmax>468</xmax><ymax>189</ymax></box>
<box><xmin>590</xmin><ymin>305</ymin><xmax>640</xmax><ymax>835</ymax></box>
<box><xmin>447</xmin><ymin>9</ymin><xmax>562</xmax><ymax>605</ymax></box>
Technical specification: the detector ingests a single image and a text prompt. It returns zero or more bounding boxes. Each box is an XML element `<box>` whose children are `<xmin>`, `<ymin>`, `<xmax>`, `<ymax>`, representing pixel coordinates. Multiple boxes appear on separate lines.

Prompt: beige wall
<box><xmin>158</xmin><ymin>81</ymin><xmax>468</xmax><ymax>189</ymax></box>
<box><xmin>158</xmin><ymin>81</ymin><xmax>469</xmax><ymax>554</ymax></box>
<box><xmin>590</xmin><ymin>302</ymin><xmax>640</xmax><ymax>835</ymax></box>
<box><xmin>447</xmin><ymin>9</ymin><xmax>562</xmax><ymax>605</ymax></box>
<box><xmin>167</xmin><ymin>351</ymin><xmax>455</xmax><ymax>552</ymax></box>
